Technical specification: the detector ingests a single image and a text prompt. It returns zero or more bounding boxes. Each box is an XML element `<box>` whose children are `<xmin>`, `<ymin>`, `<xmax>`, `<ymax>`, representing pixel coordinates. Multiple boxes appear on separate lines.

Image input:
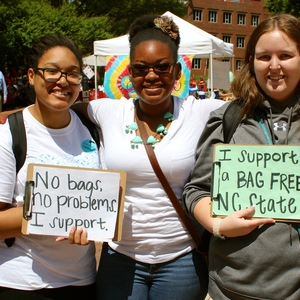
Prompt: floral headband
<box><xmin>154</xmin><ymin>16</ymin><xmax>179</xmax><ymax>40</ymax></box>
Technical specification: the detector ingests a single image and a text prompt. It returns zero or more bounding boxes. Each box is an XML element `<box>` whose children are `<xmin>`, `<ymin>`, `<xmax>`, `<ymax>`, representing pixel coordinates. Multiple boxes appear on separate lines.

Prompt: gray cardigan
<box><xmin>183</xmin><ymin>92</ymin><xmax>300</xmax><ymax>300</ymax></box>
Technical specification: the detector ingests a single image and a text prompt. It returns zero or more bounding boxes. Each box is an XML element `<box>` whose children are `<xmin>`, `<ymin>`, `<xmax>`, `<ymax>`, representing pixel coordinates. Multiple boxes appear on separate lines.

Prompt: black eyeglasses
<box><xmin>130</xmin><ymin>63</ymin><xmax>177</xmax><ymax>77</ymax></box>
<box><xmin>35</xmin><ymin>68</ymin><xmax>83</xmax><ymax>85</ymax></box>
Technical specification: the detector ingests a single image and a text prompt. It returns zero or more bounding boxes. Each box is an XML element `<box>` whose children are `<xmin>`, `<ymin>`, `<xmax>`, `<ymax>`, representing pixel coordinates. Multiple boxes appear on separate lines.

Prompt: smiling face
<box><xmin>28</xmin><ymin>46</ymin><xmax>81</xmax><ymax>113</ymax></box>
<box><xmin>129</xmin><ymin>40</ymin><xmax>181</xmax><ymax>106</ymax></box>
<box><xmin>254</xmin><ymin>30</ymin><xmax>300</xmax><ymax>104</ymax></box>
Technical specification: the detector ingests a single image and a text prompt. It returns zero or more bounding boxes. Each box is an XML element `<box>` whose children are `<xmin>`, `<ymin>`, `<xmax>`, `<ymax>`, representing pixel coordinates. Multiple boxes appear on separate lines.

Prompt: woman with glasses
<box><xmin>73</xmin><ymin>14</ymin><xmax>224</xmax><ymax>300</ymax></box>
<box><xmin>0</xmin><ymin>35</ymin><xmax>99</xmax><ymax>299</ymax></box>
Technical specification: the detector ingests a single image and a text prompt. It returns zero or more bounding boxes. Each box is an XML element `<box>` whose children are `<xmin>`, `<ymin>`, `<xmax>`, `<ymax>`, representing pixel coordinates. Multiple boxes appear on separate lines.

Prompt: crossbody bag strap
<box><xmin>135</xmin><ymin>108</ymin><xmax>202</xmax><ymax>247</ymax></box>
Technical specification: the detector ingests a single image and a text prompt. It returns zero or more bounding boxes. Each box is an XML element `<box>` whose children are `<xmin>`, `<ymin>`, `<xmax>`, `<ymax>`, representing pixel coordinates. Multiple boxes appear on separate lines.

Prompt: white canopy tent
<box><xmin>91</xmin><ymin>11</ymin><xmax>234</xmax><ymax>94</ymax></box>
<box><xmin>83</xmin><ymin>54</ymin><xmax>105</xmax><ymax>67</ymax></box>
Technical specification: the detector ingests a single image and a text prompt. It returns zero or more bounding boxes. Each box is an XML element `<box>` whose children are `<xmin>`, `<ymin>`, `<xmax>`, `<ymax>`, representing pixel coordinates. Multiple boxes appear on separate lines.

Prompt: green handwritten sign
<box><xmin>211</xmin><ymin>144</ymin><xmax>300</xmax><ymax>221</ymax></box>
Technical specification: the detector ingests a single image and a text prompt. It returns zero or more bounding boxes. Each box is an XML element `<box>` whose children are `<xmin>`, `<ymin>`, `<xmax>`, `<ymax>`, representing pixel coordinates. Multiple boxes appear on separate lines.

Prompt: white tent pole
<box><xmin>209</xmin><ymin>53</ymin><xmax>214</xmax><ymax>98</ymax></box>
<box><xmin>94</xmin><ymin>55</ymin><xmax>97</xmax><ymax>99</ymax></box>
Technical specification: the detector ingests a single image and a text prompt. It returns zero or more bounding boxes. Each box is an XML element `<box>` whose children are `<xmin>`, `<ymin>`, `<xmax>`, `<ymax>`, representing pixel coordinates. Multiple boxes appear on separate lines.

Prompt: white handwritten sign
<box><xmin>22</xmin><ymin>164</ymin><xmax>126</xmax><ymax>241</ymax></box>
<box><xmin>211</xmin><ymin>144</ymin><xmax>300</xmax><ymax>221</ymax></box>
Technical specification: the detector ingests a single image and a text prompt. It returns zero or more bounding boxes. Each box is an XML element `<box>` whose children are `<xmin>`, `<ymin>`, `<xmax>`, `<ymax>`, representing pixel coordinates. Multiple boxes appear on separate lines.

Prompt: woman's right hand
<box><xmin>218</xmin><ymin>206</ymin><xmax>275</xmax><ymax>238</ymax></box>
<box><xmin>56</xmin><ymin>226</ymin><xmax>90</xmax><ymax>246</ymax></box>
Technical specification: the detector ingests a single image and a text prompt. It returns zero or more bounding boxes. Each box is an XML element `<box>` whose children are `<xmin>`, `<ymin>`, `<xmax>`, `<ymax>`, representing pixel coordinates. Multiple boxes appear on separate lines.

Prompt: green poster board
<box><xmin>211</xmin><ymin>144</ymin><xmax>300</xmax><ymax>221</ymax></box>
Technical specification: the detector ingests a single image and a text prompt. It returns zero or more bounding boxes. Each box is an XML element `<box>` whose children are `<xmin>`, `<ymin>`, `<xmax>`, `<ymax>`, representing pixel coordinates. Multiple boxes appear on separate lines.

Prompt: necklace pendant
<box><xmin>164</xmin><ymin>112</ymin><xmax>174</xmax><ymax>122</ymax></box>
<box><xmin>147</xmin><ymin>135</ymin><xmax>159</xmax><ymax>147</ymax></box>
<box><xmin>156</xmin><ymin>124</ymin><xmax>168</xmax><ymax>136</ymax></box>
<box><xmin>125</xmin><ymin>122</ymin><xmax>138</xmax><ymax>134</ymax></box>
<box><xmin>131</xmin><ymin>136</ymin><xmax>143</xmax><ymax>149</ymax></box>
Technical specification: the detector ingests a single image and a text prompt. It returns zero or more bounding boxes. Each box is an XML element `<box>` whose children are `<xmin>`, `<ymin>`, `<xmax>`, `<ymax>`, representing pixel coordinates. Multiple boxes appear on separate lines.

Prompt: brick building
<box><xmin>183</xmin><ymin>0</ymin><xmax>270</xmax><ymax>78</ymax></box>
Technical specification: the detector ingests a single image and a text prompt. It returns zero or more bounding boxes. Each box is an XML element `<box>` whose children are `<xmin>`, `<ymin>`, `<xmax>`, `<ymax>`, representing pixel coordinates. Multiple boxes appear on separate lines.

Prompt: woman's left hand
<box><xmin>219</xmin><ymin>206</ymin><xmax>275</xmax><ymax>238</ymax></box>
<box><xmin>56</xmin><ymin>226</ymin><xmax>90</xmax><ymax>245</ymax></box>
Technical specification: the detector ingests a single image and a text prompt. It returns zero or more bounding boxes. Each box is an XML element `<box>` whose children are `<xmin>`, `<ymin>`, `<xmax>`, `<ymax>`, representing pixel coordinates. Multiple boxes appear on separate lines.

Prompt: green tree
<box><xmin>0</xmin><ymin>0</ymin><xmax>113</xmax><ymax>67</ymax></box>
<box><xmin>264</xmin><ymin>0</ymin><xmax>300</xmax><ymax>18</ymax></box>
<box><xmin>72</xmin><ymin>0</ymin><xmax>187</xmax><ymax>35</ymax></box>
<box><xmin>0</xmin><ymin>0</ymin><xmax>188</xmax><ymax>69</ymax></box>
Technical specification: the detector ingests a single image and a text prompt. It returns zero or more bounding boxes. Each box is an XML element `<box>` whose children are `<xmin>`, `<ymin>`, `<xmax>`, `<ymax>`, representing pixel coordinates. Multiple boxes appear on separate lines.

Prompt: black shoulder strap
<box><xmin>222</xmin><ymin>100</ymin><xmax>243</xmax><ymax>143</ymax></box>
<box><xmin>74</xmin><ymin>111</ymin><xmax>100</xmax><ymax>149</ymax></box>
<box><xmin>8</xmin><ymin>111</ymin><xmax>27</xmax><ymax>173</ymax></box>
<box><xmin>4</xmin><ymin>111</ymin><xmax>25</xmax><ymax>247</ymax></box>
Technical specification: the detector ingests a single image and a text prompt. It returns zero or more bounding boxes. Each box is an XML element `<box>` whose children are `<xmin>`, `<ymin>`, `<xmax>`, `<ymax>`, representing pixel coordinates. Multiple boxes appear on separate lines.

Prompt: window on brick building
<box><xmin>251</xmin><ymin>15</ymin><xmax>259</xmax><ymax>26</ymax></box>
<box><xmin>236</xmin><ymin>59</ymin><xmax>243</xmax><ymax>70</ymax></box>
<box><xmin>236</xmin><ymin>37</ymin><xmax>245</xmax><ymax>48</ymax></box>
<box><xmin>223</xmin><ymin>12</ymin><xmax>232</xmax><ymax>24</ymax></box>
<box><xmin>193</xmin><ymin>9</ymin><xmax>202</xmax><ymax>21</ymax></box>
<box><xmin>223</xmin><ymin>36</ymin><xmax>231</xmax><ymax>43</ymax></box>
<box><xmin>209</xmin><ymin>11</ymin><xmax>217</xmax><ymax>23</ymax></box>
<box><xmin>238</xmin><ymin>14</ymin><xmax>246</xmax><ymax>25</ymax></box>
<box><xmin>192</xmin><ymin>58</ymin><xmax>201</xmax><ymax>69</ymax></box>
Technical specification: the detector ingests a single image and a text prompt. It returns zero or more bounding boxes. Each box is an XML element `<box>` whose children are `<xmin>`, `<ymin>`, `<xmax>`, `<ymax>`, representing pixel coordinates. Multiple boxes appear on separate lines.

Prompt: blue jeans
<box><xmin>96</xmin><ymin>243</ymin><xmax>208</xmax><ymax>300</ymax></box>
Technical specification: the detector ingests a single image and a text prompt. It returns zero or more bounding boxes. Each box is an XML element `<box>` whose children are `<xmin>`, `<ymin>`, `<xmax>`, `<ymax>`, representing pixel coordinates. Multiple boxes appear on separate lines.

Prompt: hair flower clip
<box><xmin>154</xmin><ymin>16</ymin><xmax>179</xmax><ymax>40</ymax></box>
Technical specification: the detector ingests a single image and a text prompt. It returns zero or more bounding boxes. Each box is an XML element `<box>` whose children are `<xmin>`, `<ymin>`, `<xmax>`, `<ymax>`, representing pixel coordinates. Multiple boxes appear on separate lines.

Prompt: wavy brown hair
<box><xmin>231</xmin><ymin>14</ymin><xmax>300</xmax><ymax>116</ymax></box>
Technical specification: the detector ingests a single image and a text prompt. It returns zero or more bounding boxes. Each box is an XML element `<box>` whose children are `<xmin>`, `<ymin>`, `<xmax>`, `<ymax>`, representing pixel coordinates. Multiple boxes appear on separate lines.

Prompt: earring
<box><xmin>174</xmin><ymin>80</ymin><xmax>182</xmax><ymax>92</ymax></box>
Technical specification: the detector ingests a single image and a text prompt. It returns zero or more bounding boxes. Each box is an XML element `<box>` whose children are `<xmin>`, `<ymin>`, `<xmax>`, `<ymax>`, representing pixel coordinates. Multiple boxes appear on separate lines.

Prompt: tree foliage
<box><xmin>0</xmin><ymin>0</ymin><xmax>187</xmax><ymax>69</ymax></box>
<box><xmin>0</xmin><ymin>0</ymin><xmax>113</xmax><ymax>68</ymax></box>
<box><xmin>72</xmin><ymin>0</ymin><xmax>187</xmax><ymax>36</ymax></box>
<box><xmin>264</xmin><ymin>0</ymin><xmax>300</xmax><ymax>18</ymax></box>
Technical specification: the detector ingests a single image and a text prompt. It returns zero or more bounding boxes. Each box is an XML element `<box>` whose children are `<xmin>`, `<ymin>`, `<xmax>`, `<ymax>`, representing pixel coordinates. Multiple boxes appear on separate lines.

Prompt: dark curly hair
<box><xmin>128</xmin><ymin>14</ymin><xmax>180</xmax><ymax>62</ymax></box>
<box><xmin>27</xmin><ymin>35</ymin><xmax>83</xmax><ymax>72</ymax></box>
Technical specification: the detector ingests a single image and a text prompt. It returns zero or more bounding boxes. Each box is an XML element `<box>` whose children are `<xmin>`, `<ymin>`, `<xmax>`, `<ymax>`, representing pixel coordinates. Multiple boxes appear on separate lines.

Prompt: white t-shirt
<box><xmin>0</xmin><ymin>107</ymin><xmax>100</xmax><ymax>290</ymax></box>
<box><xmin>88</xmin><ymin>96</ymin><xmax>224</xmax><ymax>264</ymax></box>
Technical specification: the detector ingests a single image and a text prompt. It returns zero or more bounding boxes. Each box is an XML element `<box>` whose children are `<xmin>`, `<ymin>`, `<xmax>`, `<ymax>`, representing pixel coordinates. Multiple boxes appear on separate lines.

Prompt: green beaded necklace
<box><xmin>125</xmin><ymin>101</ymin><xmax>174</xmax><ymax>149</ymax></box>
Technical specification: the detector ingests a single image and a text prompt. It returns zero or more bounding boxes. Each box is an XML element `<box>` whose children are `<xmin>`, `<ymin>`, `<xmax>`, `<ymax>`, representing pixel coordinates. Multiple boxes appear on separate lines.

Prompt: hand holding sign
<box><xmin>217</xmin><ymin>206</ymin><xmax>275</xmax><ymax>238</ymax></box>
<box><xmin>55</xmin><ymin>227</ymin><xmax>90</xmax><ymax>245</ymax></box>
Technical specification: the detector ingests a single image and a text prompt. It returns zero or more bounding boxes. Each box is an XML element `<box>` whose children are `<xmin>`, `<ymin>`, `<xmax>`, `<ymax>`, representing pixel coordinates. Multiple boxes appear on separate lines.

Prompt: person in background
<box><xmin>73</xmin><ymin>14</ymin><xmax>224</xmax><ymax>300</ymax></box>
<box><xmin>213</xmin><ymin>87</ymin><xmax>220</xmax><ymax>99</ymax></box>
<box><xmin>0</xmin><ymin>70</ymin><xmax>7</xmax><ymax>112</ymax></box>
<box><xmin>183</xmin><ymin>13</ymin><xmax>300</xmax><ymax>299</ymax></box>
<box><xmin>0</xmin><ymin>34</ymin><xmax>99</xmax><ymax>300</ymax></box>
<box><xmin>189</xmin><ymin>74</ymin><xmax>196</xmax><ymax>88</ymax></box>
<box><xmin>197</xmin><ymin>77</ymin><xmax>205</xmax><ymax>91</ymax></box>
<box><xmin>219</xmin><ymin>89</ymin><xmax>233</xmax><ymax>101</ymax></box>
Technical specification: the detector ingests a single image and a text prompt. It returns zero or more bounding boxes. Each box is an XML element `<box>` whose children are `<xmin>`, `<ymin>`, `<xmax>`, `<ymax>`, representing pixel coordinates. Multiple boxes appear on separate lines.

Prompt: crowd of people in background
<box><xmin>0</xmin><ymin>63</ymin><xmax>35</xmax><ymax>112</ymax></box>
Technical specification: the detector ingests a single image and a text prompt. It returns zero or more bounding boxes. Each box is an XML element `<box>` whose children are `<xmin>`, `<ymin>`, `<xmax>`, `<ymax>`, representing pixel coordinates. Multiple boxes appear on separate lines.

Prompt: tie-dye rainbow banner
<box><xmin>103</xmin><ymin>54</ymin><xmax>193</xmax><ymax>99</ymax></box>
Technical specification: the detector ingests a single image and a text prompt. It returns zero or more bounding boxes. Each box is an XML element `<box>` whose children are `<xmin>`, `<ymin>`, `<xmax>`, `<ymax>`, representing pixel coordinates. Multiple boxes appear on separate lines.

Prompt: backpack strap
<box><xmin>74</xmin><ymin>111</ymin><xmax>100</xmax><ymax>149</ymax></box>
<box><xmin>8</xmin><ymin>111</ymin><xmax>27</xmax><ymax>173</ymax></box>
<box><xmin>4</xmin><ymin>111</ymin><xmax>26</xmax><ymax>247</ymax></box>
<box><xmin>222</xmin><ymin>100</ymin><xmax>243</xmax><ymax>143</ymax></box>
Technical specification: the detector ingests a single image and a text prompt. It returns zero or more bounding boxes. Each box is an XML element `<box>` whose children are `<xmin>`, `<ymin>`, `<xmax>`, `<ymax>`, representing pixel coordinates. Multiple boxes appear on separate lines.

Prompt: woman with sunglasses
<box><xmin>72</xmin><ymin>14</ymin><xmax>224</xmax><ymax>300</ymax></box>
<box><xmin>0</xmin><ymin>35</ymin><xmax>99</xmax><ymax>299</ymax></box>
